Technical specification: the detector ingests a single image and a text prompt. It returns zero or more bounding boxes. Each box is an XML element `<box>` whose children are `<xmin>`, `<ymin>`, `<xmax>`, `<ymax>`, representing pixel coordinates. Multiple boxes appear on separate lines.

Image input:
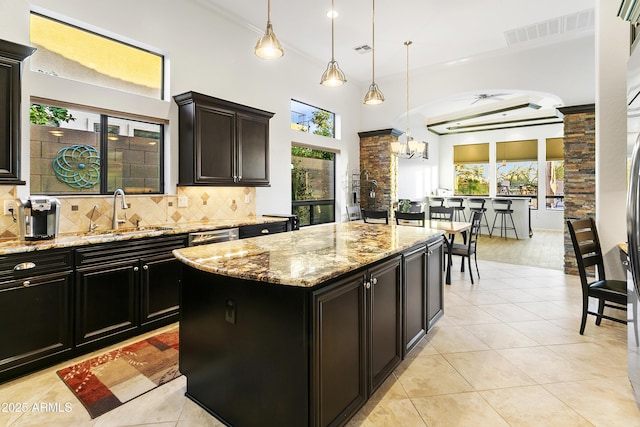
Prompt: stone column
<box><xmin>357</xmin><ymin>129</ymin><xmax>402</xmax><ymax>213</ymax></box>
<box><xmin>561</xmin><ymin>105</ymin><xmax>596</xmax><ymax>275</ymax></box>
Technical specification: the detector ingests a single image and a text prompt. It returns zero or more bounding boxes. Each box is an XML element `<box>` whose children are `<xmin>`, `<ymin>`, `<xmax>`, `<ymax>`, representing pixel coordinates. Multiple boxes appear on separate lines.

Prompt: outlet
<box><xmin>177</xmin><ymin>196</ymin><xmax>188</xmax><ymax>207</ymax></box>
<box><xmin>3</xmin><ymin>200</ymin><xmax>15</xmax><ymax>216</ymax></box>
<box><xmin>245</xmin><ymin>194</ymin><xmax>251</xmax><ymax>204</ymax></box>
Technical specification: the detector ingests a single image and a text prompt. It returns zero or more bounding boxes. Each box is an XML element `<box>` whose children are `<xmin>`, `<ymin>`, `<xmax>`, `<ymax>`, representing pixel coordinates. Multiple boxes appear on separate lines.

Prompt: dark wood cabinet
<box><xmin>238</xmin><ymin>221</ymin><xmax>287</xmax><ymax>238</ymax></box>
<box><xmin>74</xmin><ymin>235</ymin><xmax>186</xmax><ymax>348</ymax></box>
<box><xmin>312</xmin><ymin>272</ymin><xmax>367</xmax><ymax>427</ymax></box>
<box><xmin>367</xmin><ymin>256</ymin><xmax>402</xmax><ymax>394</ymax></box>
<box><xmin>174</xmin><ymin>91</ymin><xmax>273</xmax><ymax>186</ymax></box>
<box><xmin>426</xmin><ymin>237</ymin><xmax>444</xmax><ymax>329</ymax></box>
<box><xmin>0</xmin><ymin>249</ymin><xmax>73</xmax><ymax>382</ymax></box>
<box><xmin>0</xmin><ymin>39</ymin><xmax>35</xmax><ymax>185</ymax></box>
<box><xmin>403</xmin><ymin>244</ymin><xmax>427</xmax><ymax>356</ymax></box>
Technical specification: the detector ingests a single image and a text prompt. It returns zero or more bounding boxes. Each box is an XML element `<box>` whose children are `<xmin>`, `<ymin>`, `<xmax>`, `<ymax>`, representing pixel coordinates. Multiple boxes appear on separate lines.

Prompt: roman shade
<box><xmin>546</xmin><ymin>137</ymin><xmax>564</xmax><ymax>161</ymax></box>
<box><xmin>496</xmin><ymin>139</ymin><xmax>538</xmax><ymax>162</ymax></box>
<box><xmin>453</xmin><ymin>143</ymin><xmax>489</xmax><ymax>164</ymax></box>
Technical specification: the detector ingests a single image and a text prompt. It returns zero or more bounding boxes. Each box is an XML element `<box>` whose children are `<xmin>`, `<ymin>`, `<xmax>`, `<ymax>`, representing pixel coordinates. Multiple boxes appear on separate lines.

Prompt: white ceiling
<box><xmin>197</xmin><ymin>0</ymin><xmax>595</xmax><ymax>83</ymax></box>
<box><xmin>196</xmin><ymin>0</ymin><xmax>595</xmax><ymax>133</ymax></box>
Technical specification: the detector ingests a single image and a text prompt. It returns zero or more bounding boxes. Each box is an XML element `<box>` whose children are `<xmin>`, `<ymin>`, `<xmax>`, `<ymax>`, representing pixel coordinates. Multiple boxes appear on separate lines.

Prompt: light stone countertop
<box><xmin>0</xmin><ymin>216</ymin><xmax>286</xmax><ymax>255</ymax></box>
<box><xmin>173</xmin><ymin>222</ymin><xmax>444</xmax><ymax>288</ymax></box>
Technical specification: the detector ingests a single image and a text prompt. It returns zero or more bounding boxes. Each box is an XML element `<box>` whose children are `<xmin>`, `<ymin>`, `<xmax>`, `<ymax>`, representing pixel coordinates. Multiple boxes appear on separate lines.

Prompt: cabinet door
<box><xmin>368</xmin><ymin>256</ymin><xmax>402</xmax><ymax>394</ymax></box>
<box><xmin>427</xmin><ymin>238</ymin><xmax>444</xmax><ymax>330</ymax></box>
<box><xmin>195</xmin><ymin>104</ymin><xmax>236</xmax><ymax>184</ymax></box>
<box><xmin>75</xmin><ymin>261</ymin><xmax>138</xmax><ymax>346</ymax></box>
<box><xmin>312</xmin><ymin>273</ymin><xmax>367</xmax><ymax>427</ymax></box>
<box><xmin>237</xmin><ymin>112</ymin><xmax>269</xmax><ymax>186</ymax></box>
<box><xmin>140</xmin><ymin>255</ymin><xmax>180</xmax><ymax>326</ymax></box>
<box><xmin>403</xmin><ymin>245</ymin><xmax>427</xmax><ymax>356</ymax></box>
<box><xmin>0</xmin><ymin>272</ymin><xmax>72</xmax><ymax>379</ymax></box>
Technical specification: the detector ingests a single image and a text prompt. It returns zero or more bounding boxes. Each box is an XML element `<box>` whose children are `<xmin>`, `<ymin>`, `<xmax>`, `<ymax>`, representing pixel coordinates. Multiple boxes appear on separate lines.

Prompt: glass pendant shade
<box><xmin>321</xmin><ymin>60</ymin><xmax>346</xmax><ymax>86</ymax></box>
<box><xmin>364</xmin><ymin>83</ymin><xmax>384</xmax><ymax>105</ymax></box>
<box><xmin>254</xmin><ymin>23</ymin><xmax>284</xmax><ymax>59</ymax></box>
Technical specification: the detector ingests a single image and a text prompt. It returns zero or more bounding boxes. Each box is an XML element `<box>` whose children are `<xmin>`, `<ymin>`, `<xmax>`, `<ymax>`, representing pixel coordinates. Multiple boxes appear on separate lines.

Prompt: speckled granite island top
<box><xmin>173</xmin><ymin>222</ymin><xmax>444</xmax><ymax>288</ymax></box>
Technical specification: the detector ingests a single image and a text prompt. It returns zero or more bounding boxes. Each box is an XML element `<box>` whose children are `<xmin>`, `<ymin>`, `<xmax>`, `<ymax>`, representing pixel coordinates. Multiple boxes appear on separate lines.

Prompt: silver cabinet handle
<box><xmin>364</xmin><ymin>281</ymin><xmax>371</xmax><ymax>289</ymax></box>
<box><xmin>134</xmin><ymin>266</ymin><xmax>139</xmax><ymax>272</ymax></box>
<box><xmin>143</xmin><ymin>265</ymin><xmax>149</xmax><ymax>270</ymax></box>
<box><xmin>261</xmin><ymin>229</ymin><xmax>270</xmax><ymax>234</ymax></box>
<box><xmin>372</xmin><ymin>277</ymin><xmax>378</xmax><ymax>285</ymax></box>
<box><xmin>14</xmin><ymin>262</ymin><xmax>36</xmax><ymax>271</ymax></box>
<box><xmin>23</xmin><ymin>280</ymin><xmax>31</xmax><ymax>287</ymax></box>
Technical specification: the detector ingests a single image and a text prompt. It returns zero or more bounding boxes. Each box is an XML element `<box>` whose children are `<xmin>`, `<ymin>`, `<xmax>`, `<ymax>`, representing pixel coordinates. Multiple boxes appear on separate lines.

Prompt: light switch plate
<box><xmin>3</xmin><ymin>200</ymin><xmax>15</xmax><ymax>216</ymax></box>
<box><xmin>177</xmin><ymin>196</ymin><xmax>188</xmax><ymax>207</ymax></box>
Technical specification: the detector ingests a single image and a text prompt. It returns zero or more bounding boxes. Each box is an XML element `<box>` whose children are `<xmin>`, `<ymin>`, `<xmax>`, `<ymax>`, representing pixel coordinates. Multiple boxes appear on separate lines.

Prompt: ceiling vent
<box><xmin>504</xmin><ymin>8</ymin><xmax>594</xmax><ymax>46</ymax></box>
<box><xmin>353</xmin><ymin>44</ymin><xmax>372</xmax><ymax>54</ymax></box>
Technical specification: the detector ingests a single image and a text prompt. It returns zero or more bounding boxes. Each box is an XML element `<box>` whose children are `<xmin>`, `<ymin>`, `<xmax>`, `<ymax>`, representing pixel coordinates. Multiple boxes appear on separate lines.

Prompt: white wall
<box><xmin>0</xmin><ymin>0</ymin><xmax>363</xmax><ymax>220</ymax></box>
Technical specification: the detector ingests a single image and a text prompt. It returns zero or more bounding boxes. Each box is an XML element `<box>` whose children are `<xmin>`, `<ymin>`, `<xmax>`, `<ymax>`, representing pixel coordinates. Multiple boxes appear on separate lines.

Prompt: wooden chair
<box><xmin>394</xmin><ymin>211</ymin><xmax>425</xmax><ymax>227</ymax></box>
<box><xmin>445</xmin><ymin>211</ymin><xmax>482</xmax><ymax>284</ymax></box>
<box><xmin>346</xmin><ymin>205</ymin><xmax>361</xmax><ymax>221</ymax></box>
<box><xmin>361</xmin><ymin>209</ymin><xmax>389</xmax><ymax>224</ymax></box>
<box><xmin>429</xmin><ymin>206</ymin><xmax>454</xmax><ymax>221</ymax></box>
<box><xmin>567</xmin><ymin>218</ymin><xmax>627</xmax><ymax>335</ymax></box>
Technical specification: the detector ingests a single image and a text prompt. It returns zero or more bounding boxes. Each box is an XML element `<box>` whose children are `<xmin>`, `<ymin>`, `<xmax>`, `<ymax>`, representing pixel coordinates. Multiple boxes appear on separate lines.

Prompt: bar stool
<box><xmin>468</xmin><ymin>198</ymin><xmax>491</xmax><ymax>236</ymax></box>
<box><xmin>491</xmin><ymin>199</ymin><xmax>518</xmax><ymax>239</ymax></box>
<box><xmin>447</xmin><ymin>197</ymin><xmax>467</xmax><ymax>222</ymax></box>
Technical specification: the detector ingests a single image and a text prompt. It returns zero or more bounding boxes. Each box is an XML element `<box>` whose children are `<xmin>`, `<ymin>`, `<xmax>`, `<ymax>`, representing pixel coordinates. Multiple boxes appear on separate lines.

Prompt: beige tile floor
<box><xmin>2</xmin><ymin>258</ymin><xmax>640</xmax><ymax>426</ymax></box>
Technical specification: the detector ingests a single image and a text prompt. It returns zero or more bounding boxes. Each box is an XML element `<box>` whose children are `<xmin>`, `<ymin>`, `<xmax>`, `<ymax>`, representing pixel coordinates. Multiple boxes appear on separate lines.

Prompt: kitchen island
<box><xmin>173</xmin><ymin>222</ymin><xmax>445</xmax><ymax>427</ymax></box>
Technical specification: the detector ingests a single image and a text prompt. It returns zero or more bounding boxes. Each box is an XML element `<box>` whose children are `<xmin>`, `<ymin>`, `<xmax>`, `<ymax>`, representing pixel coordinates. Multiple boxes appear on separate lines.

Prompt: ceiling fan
<box><xmin>470</xmin><ymin>93</ymin><xmax>510</xmax><ymax>104</ymax></box>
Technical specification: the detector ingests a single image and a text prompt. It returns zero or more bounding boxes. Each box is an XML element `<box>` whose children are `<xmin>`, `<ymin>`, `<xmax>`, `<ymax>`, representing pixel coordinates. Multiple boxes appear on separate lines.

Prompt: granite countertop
<box><xmin>173</xmin><ymin>222</ymin><xmax>444</xmax><ymax>288</ymax></box>
<box><xmin>0</xmin><ymin>216</ymin><xmax>287</xmax><ymax>255</ymax></box>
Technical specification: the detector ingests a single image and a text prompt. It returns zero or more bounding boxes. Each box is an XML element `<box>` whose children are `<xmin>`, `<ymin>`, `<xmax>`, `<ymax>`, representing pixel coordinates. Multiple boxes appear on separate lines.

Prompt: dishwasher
<box><xmin>187</xmin><ymin>228</ymin><xmax>239</xmax><ymax>246</ymax></box>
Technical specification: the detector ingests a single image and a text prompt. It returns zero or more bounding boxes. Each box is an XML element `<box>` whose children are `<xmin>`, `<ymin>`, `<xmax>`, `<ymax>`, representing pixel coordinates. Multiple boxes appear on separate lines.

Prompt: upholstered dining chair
<box><xmin>429</xmin><ymin>206</ymin><xmax>454</xmax><ymax>221</ymax></box>
<box><xmin>361</xmin><ymin>209</ymin><xmax>389</xmax><ymax>224</ymax></box>
<box><xmin>394</xmin><ymin>211</ymin><xmax>425</xmax><ymax>227</ymax></box>
<box><xmin>567</xmin><ymin>218</ymin><xmax>627</xmax><ymax>335</ymax></box>
<box><xmin>445</xmin><ymin>211</ymin><xmax>482</xmax><ymax>284</ymax></box>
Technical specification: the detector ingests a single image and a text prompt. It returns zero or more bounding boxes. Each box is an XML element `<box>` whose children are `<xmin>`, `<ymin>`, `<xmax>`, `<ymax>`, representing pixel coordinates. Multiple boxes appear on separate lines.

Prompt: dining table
<box><xmin>427</xmin><ymin>220</ymin><xmax>472</xmax><ymax>285</ymax></box>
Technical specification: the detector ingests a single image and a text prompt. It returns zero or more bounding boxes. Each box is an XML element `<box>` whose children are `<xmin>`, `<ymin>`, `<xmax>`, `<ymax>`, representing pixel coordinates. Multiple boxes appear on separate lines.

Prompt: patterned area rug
<box><xmin>57</xmin><ymin>328</ymin><xmax>180</xmax><ymax>419</ymax></box>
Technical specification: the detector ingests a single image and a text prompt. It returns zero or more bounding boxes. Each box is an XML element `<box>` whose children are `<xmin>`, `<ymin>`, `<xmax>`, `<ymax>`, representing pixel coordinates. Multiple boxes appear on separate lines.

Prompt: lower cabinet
<box><xmin>403</xmin><ymin>244</ymin><xmax>427</xmax><ymax>356</ymax></box>
<box><xmin>0</xmin><ymin>271</ymin><xmax>73</xmax><ymax>382</ymax></box>
<box><xmin>312</xmin><ymin>255</ymin><xmax>402</xmax><ymax>426</ymax></box>
<box><xmin>74</xmin><ymin>235</ymin><xmax>186</xmax><ymax>349</ymax></box>
<box><xmin>426</xmin><ymin>237</ymin><xmax>444</xmax><ymax>329</ymax></box>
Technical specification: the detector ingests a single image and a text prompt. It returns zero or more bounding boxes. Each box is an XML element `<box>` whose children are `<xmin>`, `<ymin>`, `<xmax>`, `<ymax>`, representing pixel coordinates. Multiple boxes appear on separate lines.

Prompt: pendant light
<box><xmin>391</xmin><ymin>41</ymin><xmax>426</xmax><ymax>159</ymax></box>
<box><xmin>320</xmin><ymin>0</ymin><xmax>346</xmax><ymax>86</ymax></box>
<box><xmin>363</xmin><ymin>0</ymin><xmax>384</xmax><ymax>104</ymax></box>
<box><xmin>254</xmin><ymin>0</ymin><xmax>284</xmax><ymax>60</ymax></box>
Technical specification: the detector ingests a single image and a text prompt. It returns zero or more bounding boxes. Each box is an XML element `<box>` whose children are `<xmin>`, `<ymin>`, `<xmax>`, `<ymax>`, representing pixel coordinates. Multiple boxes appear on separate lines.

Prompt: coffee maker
<box><xmin>17</xmin><ymin>196</ymin><xmax>61</xmax><ymax>240</ymax></box>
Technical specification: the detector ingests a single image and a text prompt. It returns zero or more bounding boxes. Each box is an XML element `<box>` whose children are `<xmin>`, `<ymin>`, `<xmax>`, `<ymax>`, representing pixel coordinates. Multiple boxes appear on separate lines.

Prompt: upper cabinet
<box><xmin>0</xmin><ymin>39</ymin><xmax>35</xmax><ymax>185</ymax></box>
<box><xmin>174</xmin><ymin>91</ymin><xmax>274</xmax><ymax>186</ymax></box>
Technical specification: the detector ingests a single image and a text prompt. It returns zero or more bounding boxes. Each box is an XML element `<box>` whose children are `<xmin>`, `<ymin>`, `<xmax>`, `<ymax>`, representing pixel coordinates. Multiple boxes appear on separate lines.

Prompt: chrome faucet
<box><xmin>112</xmin><ymin>189</ymin><xmax>128</xmax><ymax>229</ymax></box>
<box><xmin>88</xmin><ymin>204</ymin><xmax>99</xmax><ymax>233</ymax></box>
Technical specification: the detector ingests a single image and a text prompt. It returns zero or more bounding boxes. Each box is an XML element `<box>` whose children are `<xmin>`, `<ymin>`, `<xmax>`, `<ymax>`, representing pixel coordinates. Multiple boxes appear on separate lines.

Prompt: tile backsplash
<box><xmin>0</xmin><ymin>185</ymin><xmax>256</xmax><ymax>239</ymax></box>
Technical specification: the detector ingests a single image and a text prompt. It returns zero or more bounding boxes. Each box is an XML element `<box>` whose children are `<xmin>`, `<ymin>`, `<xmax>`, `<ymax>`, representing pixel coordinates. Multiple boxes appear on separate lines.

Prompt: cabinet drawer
<box><xmin>0</xmin><ymin>249</ymin><xmax>73</xmax><ymax>282</ymax></box>
<box><xmin>239</xmin><ymin>222</ymin><xmax>287</xmax><ymax>239</ymax></box>
<box><xmin>75</xmin><ymin>235</ymin><xmax>187</xmax><ymax>267</ymax></box>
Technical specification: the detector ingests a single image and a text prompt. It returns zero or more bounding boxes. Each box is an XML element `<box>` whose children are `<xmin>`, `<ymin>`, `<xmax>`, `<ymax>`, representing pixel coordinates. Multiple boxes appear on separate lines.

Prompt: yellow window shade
<box><xmin>453</xmin><ymin>143</ymin><xmax>489</xmax><ymax>164</ymax></box>
<box><xmin>496</xmin><ymin>140</ymin><xmax>538</xmax><ymax>162</ymax></box>
<box><xmin>546</xmin><ymin>137</ymin><xmax>564</xmax><ymax>161</ymax></box>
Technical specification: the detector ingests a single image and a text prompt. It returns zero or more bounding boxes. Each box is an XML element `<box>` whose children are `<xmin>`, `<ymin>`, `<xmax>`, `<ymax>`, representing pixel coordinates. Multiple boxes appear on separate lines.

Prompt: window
<box><xmin>545</xmin><ymin>138</ymin><xmax>564</xmax><ymax>210</ymax></box>
<box><xmin>30</xmin><ymin>102</ymin><xmax>163</xmax><ymax>195</ymax></box>
<box><xmin>453</xmin><ymin>143</ymin><xmax>489</xmax><ymax>195</ymax></box>
<box><xmin>290</xmin><ymin>100</ymin><xmax>335</xmax><ymax>138</ymax></box>
<box><xmin>30</xmin><ymin>12</ymin><xmax>164</xmax><ymax>99</ymax></box>
<box><xmin>291</xmin><ymin>146</ymin><xmax>335</xmax><ymax>226</ymax></box>
<box><xmin>496</xmin><ymin>140</ymin><xmax>538</xmax><ymax>208</ymax></box>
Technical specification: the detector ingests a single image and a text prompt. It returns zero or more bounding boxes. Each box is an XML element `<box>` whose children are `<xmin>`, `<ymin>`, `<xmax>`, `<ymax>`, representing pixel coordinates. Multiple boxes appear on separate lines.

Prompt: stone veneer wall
<box><xmin>561</xmin><ymin>105</ymin><xmax>596</xmax><ymax>275</ymax></box>
<box><xmin>358</xmin><ymin>129</ymin><xmax>401</xmax><ymax>214</ymax></box>
<box><xmin>0</xmin><ymin>185</ymin><xmax>256</xmax><ymax>239</ymax></box>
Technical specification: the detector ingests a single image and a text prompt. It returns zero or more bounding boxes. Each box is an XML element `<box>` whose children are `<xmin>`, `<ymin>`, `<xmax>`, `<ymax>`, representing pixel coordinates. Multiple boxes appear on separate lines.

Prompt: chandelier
<box><xmin>391</xmin><ymin>41</ymin><xmax>427</xmax><ymax>159</ymax></box>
